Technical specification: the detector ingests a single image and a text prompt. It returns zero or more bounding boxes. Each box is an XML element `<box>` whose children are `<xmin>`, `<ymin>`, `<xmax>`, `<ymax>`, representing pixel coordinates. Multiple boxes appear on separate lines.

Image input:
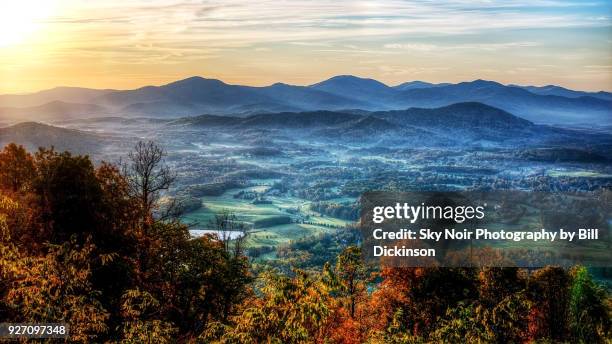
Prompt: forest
<box><xmin>0</xmin><ymin>142</ymin><xmax>610</xmax><ymax>343</ymax></box>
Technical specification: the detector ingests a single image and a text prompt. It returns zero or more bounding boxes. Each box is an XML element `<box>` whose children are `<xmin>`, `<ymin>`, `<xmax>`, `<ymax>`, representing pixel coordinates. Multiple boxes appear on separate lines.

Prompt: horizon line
<box><xmin>3</xmin><ymin>74</ymin><xmax>611</xmax><ymax>96</ymax></box>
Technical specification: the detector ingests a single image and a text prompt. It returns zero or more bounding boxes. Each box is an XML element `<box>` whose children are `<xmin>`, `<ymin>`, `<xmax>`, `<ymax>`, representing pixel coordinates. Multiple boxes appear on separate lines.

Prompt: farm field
<box><xmin>182</xmin><ymin>184</ymin><xmax>353</xmax><ymax>249</ymax></box>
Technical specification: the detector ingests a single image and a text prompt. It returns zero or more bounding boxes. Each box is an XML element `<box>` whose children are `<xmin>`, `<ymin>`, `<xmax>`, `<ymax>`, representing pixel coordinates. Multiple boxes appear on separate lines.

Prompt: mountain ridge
<box><xmin>172</xmin><ymin>102</ymin><xmax>533</xmax><ymax>132</ymax></box>
<box><xmin>0</xmin><ymin>101</ymin><xmax>109</xmax><ymax>121</ymax></box>
<box><xmin>1</xmin><ymin>76</ymin><xmax>610</xmax><ymax>125</ymax></box>
<box><xmin>512</xmin><ymin>84</ymin><xmax>612</xmax><ymax>101</ymax></box>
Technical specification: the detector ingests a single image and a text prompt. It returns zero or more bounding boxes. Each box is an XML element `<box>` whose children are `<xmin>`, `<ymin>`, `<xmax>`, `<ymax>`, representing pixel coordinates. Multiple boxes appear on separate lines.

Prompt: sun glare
<box><xmin>0</xmin><ymin>0</ymin><xmax>56</xmax><ymax>47</ymax></box>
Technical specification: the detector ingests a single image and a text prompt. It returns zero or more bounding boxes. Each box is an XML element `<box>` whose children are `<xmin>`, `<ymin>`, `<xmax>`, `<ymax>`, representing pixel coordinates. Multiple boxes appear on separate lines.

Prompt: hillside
<box><xmin>0</xmin><ymin>122</ymin><xmax>105</xmax><ymax>154</ymax></box>
<box><xmin>372</xmin><ymin>102</ymin><xmax>533</xmax><ymax>129</ymax></box>
<box><xmin>170</xmin><ymin>102</ymin><xmax>553</xmax><ymax>145</ymax></box>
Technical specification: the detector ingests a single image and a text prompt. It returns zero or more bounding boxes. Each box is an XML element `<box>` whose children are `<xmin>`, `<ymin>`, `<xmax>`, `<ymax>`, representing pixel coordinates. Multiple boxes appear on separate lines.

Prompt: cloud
<box><xmin>2</xmin><ymin>0</ymin><xmax>610</xmax><ymax>92</ymax></box>
<box><xmin>383</xmin><ymin>43</ymin><xmax>438</xmax><ymax>51</ymax></box>
<box><xmin>384</xmin><ymin>41</ymin><xmax>540</xmax><ymax>51</ymax></box>
<box><xmin>43</xmin><ymin>0</ymin><xmax>611</xmax><ymax>52</ymax></box>
<box><xmin>377</xmin><ymin>65</ymin><xmax>450</xmax><ymax>76</ymax></box>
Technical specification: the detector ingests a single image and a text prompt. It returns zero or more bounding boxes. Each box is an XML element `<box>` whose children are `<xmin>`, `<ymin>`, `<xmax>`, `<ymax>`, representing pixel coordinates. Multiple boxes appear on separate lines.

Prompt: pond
<box><xmin>189</xmin><ymin>229</ymin><xmax>244</xmax><ymax>240</ymax></box>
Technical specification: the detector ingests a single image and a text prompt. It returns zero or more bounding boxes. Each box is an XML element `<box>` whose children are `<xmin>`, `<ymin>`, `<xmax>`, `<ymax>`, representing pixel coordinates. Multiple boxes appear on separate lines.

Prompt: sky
<box><xmin>0</xmin><ymin>0</ymin><xmax>611</xmax><ymax>94</ymax></box>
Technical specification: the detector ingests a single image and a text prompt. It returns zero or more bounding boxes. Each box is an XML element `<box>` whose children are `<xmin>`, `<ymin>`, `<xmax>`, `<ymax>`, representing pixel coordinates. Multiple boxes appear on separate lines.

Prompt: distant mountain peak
<box><xmin>394</xmin><ymin>80</ymin><xmax>451</xmax><ymax>90</ymax></box>
<box><xmin>469</xmin><ymin>79</ymin><xmax>503</xmax><ymax>87</ymax></box>
<box><xmin>269</xmin><ymin>82</ymin><xmax>292</xmax><ymax>88</ymax></box>
<box><xmin>309</xmin><ymin>75</ymin><xmax>392</xmax><ymax>105</ymax></box>
<box><xmin>163</xmin><ymin>76</ymin><xmax>227</xmax><ymax>88</ymax></box>
<box><xmin>310</xmin><ymin>75</ymin><xmax>390</xmax><ymax>88</ymax></box>
<box><xmin>325</xmin><ymin>75</ymin><xmax>367</xmax><ymax>80</ymax></box>
<box><xmin>398</xmin><ymin>81</ymin><xmax>432</xmax><ymax>87</ymax></box>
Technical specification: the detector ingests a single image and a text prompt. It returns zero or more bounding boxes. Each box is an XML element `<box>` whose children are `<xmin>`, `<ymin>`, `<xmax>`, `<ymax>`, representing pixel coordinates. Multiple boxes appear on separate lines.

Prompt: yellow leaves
<box><xmin>99</xmin><ymin>252</ymin><xmax>119</xmax><ymax>266</ymax></box>
<box><xmin>0</xmin><ymin>194</ymin><xmax>18</xmax><ymax>210</ymax></box>
<box><xmin>212</xmin><ymin>270</ymin><xmax>333</xmax><ymax>344</ymax></box>
<box><xmin>120</xmin><ymin>289</ymin><xmax>160</xmax><ymax>319</ymax></box>
<box><xmin>0</xmin><ymin>194</ymin><xmax>18</xmax><ymax>241</ymax></box>
<box><xmin>1</xmin><ymin>236</ymin><xmax>110</xmax><ymax>342</ymax></box>
<box><xmin>0</xmin><ymin>143</ymin><xmax>36</xmax><ymax>192</ymax></box>
<box><xmin>121</xmin><ymin>320</ymin><xmax>178</xmax><ymax>344</ymax></box>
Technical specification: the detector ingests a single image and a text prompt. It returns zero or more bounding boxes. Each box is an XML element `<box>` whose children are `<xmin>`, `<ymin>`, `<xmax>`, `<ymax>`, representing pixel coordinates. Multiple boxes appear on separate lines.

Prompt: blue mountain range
<box><xmin>0</xmin><ymin>75</ymin><xmax>610</xmax><ymax>125</ymax></box>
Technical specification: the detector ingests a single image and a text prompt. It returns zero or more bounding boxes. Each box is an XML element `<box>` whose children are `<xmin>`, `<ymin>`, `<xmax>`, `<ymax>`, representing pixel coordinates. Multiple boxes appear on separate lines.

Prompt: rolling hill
<box><xmin>172</xmin><ymin>102</ymin><xmax>540</xmax><ymax>143</ymax></box>
<box><xmin>0</xmin><ymin>122</ymin><xmax>106</xmax><ymax>154</ymax></box>
<box><xmin>168</xmin><ymin>101</ymin><xmax>612</xmax><ymax>147</ymax></box>
<box><xmin>370</xmin><ymin>102</ymin><xmax>533</xmax><ymax>130</ymax></box>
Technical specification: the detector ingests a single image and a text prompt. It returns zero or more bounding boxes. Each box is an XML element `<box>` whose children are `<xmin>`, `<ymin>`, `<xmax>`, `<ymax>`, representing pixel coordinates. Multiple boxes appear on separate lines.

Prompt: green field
<box><xmin>182</xmin><ymin>185</ymin><xmax>353</xmax><ymax>248</ymax></box>
<box><xmin>248</xmin><ymin>223</ymin><xmax>331</xmax><ymax>246</ymax></box>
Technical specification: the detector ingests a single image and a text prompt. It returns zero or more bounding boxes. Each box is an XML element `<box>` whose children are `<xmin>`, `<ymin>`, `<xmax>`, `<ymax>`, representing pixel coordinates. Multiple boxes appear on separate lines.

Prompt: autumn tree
<box><xmin>203</xmin><ymin>270</ymin><xmax>332</xmax><ymax>344</ymax></box>
<box><xmin>0</xmin><ymin>143</ymin><xmax>36</xmax><ymax>192</ymax></box>
<box><xmin>527</xmin><ymin>266</ymin><xmax>571</xmax><ymax>341</ymax></box>
<box><xmin>1</xmin><ymin>194</ymin><xmax>109</xmax><ymax>342</ymax></box>
<box><xmin>326</xmin><ymin>246</ymin><xmax>367</xmax><ymax>319</ymax></box>
<box><xmin>119</xmin><ymin>289</ymin><xmax>178</xmax><ymax>343</ymax></box>
<box><xmin>372</xmin><ymin>267</ymin><xmax>479</xmax><ymax>337</ymax></box>
<box><xmin>33</xmin><ymin>148</ymin><xmax>104</xmax><ymax>243</ymax></box>
<box><xmin>319</xmin><ymin>246</ymin><xmax>370</xmax><ymax>344</ymax></box>
<box><xmin>478</xmin><ymin>267</ymin><xmax>527</xmax><ymax>307</ymax></box>
<box><xmin>430</xmin><ymin>303</ymin><xmax>492</xmax><ymax>343</ymax></box>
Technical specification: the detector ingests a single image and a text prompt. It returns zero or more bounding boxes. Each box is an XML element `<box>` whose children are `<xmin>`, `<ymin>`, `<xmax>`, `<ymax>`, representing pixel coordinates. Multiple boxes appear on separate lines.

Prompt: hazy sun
<box><xmin>0</xmin><ymin>0</ymin><xmax>56</xmax><ymax>47</ymax></box>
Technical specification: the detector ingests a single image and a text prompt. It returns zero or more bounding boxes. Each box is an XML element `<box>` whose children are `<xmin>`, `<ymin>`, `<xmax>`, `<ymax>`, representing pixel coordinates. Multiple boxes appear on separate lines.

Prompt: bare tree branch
<box><xmin>123</xmin><ymin>141</ymin><xmax>176</xmax><ymax>226</ymax></box>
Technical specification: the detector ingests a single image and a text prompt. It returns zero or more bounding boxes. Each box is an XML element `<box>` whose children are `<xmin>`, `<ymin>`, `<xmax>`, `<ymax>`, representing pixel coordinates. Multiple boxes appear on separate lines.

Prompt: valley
<box><xmin>1</xmin><ymin>78</ymin><xmax>610</xmax><ymax>266</ymax></box>
<box><xmin>1</xmin><ymin>102</ymin><xmax>608</xmax><ymax>265</ymax></box>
